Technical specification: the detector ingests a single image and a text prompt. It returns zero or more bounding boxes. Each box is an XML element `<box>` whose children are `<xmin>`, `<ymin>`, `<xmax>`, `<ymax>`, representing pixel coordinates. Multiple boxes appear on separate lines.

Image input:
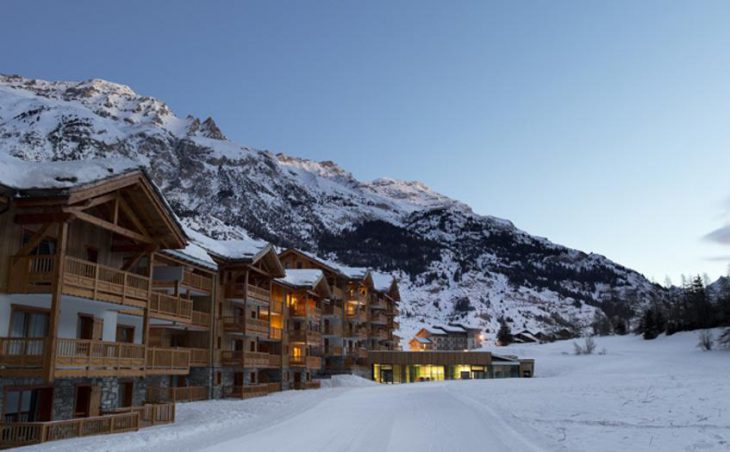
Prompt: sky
<box><xmin>2</xmin><ymin>0</ymin><xmax>730</xmax><ymax>285</ymax></box>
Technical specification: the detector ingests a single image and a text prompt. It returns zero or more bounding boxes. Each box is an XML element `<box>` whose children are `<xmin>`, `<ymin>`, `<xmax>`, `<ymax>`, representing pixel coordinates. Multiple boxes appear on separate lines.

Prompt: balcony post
<box><xmin>143</xmin><ymin>251</ymin><xmax>155</xmax><ymax>372</ymax></box>
<box><xmin>45</xmin><ymin>221</ymin><xmax>68</xmax><ymax>382</ymax></box>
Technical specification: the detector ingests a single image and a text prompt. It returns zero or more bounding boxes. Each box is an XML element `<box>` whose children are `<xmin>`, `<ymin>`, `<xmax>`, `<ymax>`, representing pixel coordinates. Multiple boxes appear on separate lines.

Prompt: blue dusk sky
<box><xmin>2</xmin><ymin>0</ymin><xmax>730</xmax><ymax>285</ymax></box>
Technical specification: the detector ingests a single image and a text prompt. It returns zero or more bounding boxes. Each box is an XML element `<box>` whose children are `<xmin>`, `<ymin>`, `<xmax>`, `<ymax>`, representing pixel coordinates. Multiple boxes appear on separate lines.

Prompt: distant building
<box><xmin>512</xmin><ymin>330</ymin><xmax>540</xmax><ymax>344</ymax></box>
<box><xmin>408</xmin><ymin>323</ymin><xmax>482</xmax><ymax>351</ymax></box>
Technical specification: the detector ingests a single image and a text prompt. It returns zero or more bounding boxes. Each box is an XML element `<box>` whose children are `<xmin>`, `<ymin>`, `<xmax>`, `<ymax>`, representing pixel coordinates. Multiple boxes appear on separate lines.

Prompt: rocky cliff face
<box><xmin>0</xmin><ymin>74</ymin><xmax>665</xmax><ymax>341</ymax></box>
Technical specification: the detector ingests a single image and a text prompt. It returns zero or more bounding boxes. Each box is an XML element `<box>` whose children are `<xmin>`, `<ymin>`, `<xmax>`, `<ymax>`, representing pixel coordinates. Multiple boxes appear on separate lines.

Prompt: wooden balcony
<box><xmin>149</xmin><ymin>292</ymin><xmax>192</xmax><ymax>323</ymax></box>
<box><xmin>182</xmin><ymin>269</ymin><xmax>214</xmax><ymax>293</ymax></box>
<box><xmin>289</xmin><ymin>329</ymin><xmax>322</xmax><ymax>344</ymax></box>
<box><xmin>294</xmin><ymin>380</ymin><xmax>321</xmax><ymax>390</ymax></box>
<box><xmin>223</xmin><ymin>382</ymin><xmax>280</xmax><ymax>399</ymax></box>
<box><xmin>370</xmin><ymin>329</ymin><xmax>390</xmax><ymax>341</ymax></box>
<box><xmin>145</xmin><ymin>347</ymin><xmax>190</xmax><ymax>375</ymax></box>
<box><xmin>345</xmin><ymin>308</ymin><xmax>367</xmax><ymax>323</ymax></box>
<box><xmin>222</xmin><ymin>316</ymin><xmax>270</xmax><ymax>337</ymax></box>
<box><xmin>188</xmin><ymin>347</ymin><xmax>210</xmax><ymax>367</ymax></box>
<box><xmin>291</xmin><ymin>305</ymin><xmax>321</xmax><ymax>319</ymax></box>
<box><xmin>331</xmin><ymin>286</ymin><xmax>345</xmax><ymax>301</ymax></box>
<box><xmin>289</xmin><ymin>354</ymin><xmax>322</xmax><ymax>369</ymax></box>
<box><xmin>269</xmin><ymin>327</ymin><xmax>283</xmax><ymax>341</ymax></box>
<box><xmin>219</xmin><ymin>350</ymin><xmax>277</xmax><ymax>368</ymax></box>
<box><xmin>191</xmin><ymin>310</ymin><xmax>211</xmax><ymax>329</ymax></box>
<box><xmin>225</xmin><ymin>283</ymin><xmax>271</xmax><ymax>304</ymax></box>
<box><xmin>322</xmin><ymin>304</ymin><xmax>343</xmax><ymax>318</ymax></box>
<box><xmin>55</xmin><ymin>338</ymin><xmax>146</xmax><ymax>378</ymax></box>
<box><xmin>369</xmin><ymin>313</ymin><xmax>388</xmax><ymax>325</ymax></box>
<box><xmin>325</xmin><ymin>345</ymin><xmax>344</xmax><ymax>357</ymax></box>
<box><xmin>0</xmin><ymin>337</ymin><xmax>46</xmax><ymax>376</ymax></box>
<box><xmin>0</xmin><ymin>337</ymin><xmax>147</xmax><ymax>378</ymax></box>
<box><xmin>8</xmin><ymin>255</ymin><xmax>150</xmax><ymax>309</ymax></box>
<box><xmin>106</xmin><ymin>403</ymin><xmax>175</xmax><ymax>428</ymax></box>
<box><xmin>0</xmin><ymin>411</ymin><xmax>139</xmax><ymax>449</ymax></box>
<box><xmin>369</xmin><ymin>298</ymin><xmax>388</xmax><ymax>310</ymax></box>
<box><xmin>147</xmin><ymin>385</ymin><xmax>208</xmax><ymax>403</ymax></box>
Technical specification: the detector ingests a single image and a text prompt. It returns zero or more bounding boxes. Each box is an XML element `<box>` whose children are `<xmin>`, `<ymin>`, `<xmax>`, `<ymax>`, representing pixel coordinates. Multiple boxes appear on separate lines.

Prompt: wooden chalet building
<box><xmin>0</xmin><ymin>159</ymin><xmax>182</xmax><ymax>446</ymax></box>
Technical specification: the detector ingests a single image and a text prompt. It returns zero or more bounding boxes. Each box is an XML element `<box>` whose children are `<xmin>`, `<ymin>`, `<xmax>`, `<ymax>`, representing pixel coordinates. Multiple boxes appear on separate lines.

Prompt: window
<box><xmin>249</xmin><ymin>341</ymin><xmax>256</xmax><ymax>352</ymax></box>
<box><xmin>215</xmin><ymin>372</ymin><xmax>222</xmax><ymax>385</ymax></box>
<box><xmin>3</xmin><ymin>388</ymin><xmax>53</xmax><ymax>422</ymax></box>
<box><xmin>250</xmin><ymin>372</ymin><xmax>257</xmax><ymax>384</ymax></box>
<box><xmin>9</xmin><ymin>308</ymin><xmax>49</xmax><ymax>338</ymax></box>
<box><xmin>116</xmin><ymin>325</ymin><xmax>135</xmax><ymax>343</ymax></box>
<box><xmin>86</xmin><ymin>247</ymin><xmax>99</xmax><ymax>263</ymax></box>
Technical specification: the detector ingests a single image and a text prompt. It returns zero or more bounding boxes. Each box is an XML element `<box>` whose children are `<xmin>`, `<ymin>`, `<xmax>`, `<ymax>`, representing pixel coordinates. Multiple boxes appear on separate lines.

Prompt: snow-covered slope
<box><xmin>0</xmin><ymin>75</ymin><xmax>665</xmax><ymax>341</ymax></box>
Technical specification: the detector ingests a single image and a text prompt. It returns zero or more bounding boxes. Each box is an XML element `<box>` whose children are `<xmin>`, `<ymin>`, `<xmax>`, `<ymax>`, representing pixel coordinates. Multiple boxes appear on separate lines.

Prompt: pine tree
<box><xmin>497</xmin><ymin>320</ymin><xmax>512</xmax><ymax>346</ymax></box>
<box><xmin>642</xmin><ymin>308</ymin><xmax>659</xmax><ymax>340</ymax></box>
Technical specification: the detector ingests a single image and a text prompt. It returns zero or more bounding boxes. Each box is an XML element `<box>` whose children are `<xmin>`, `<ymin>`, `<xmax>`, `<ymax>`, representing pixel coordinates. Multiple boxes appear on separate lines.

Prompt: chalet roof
<box><xmin>433</xmin><ymin>325</ymin><xmax>467</xmax><ymax>334</ymax></box>
<box><xmin>371</xmin><ymin>271</ymin><xmax>396</xmax><ymax>293</ymax></box>
<box><xmin>187</xmin><ymin>228</ymin><xmax>269</xmax><ymax>261</ymax></box>
<box><xmin>412</xmin><ymin>336</ymin><xmax>432</xmax><ymax>344</ymax></box>
<box><xmin>0</xmin><ymin>153</ymin><xmax>141</xmax><ymax>193</ymax></box>
<box><xmin>423</xmin><ymin>327</ymin><xmax>447</xmax><ymax>336</ymax></box>
<box><xmin>276</xmin><ymin>269</ymin><xmax>325</xmax><ymax>288</ymax></box>
<box><xmin>165</xmin><ymin>241</ymin><xmax>218</xmax><ymax>271</ymax></box>
<box><xmin>186</xmin><ymin>228</ymin><xmax>286</xmax><ymax>277</ymax></box>
<box><xmin>281</xmin><ymin>248</ymin><xmax>371</xmax><ymax>281</ymax></box>
<box><xmin>0</xmin><ymin>154</ymin><xmax>187</xmax><ymax>249</ymax></box>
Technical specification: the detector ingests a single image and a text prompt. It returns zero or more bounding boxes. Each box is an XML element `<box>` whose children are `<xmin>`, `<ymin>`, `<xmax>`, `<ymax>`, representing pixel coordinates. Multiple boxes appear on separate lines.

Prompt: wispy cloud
<box><xmin>704</xmin><ymin>225</ymin><xmax>730</xmax><ymax>245</ymax></box>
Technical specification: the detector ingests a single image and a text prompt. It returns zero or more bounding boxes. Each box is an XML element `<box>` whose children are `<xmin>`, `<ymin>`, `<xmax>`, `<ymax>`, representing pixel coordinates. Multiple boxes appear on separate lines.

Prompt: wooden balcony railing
<box><xmin>269</xmin><ymin>327</ymin><xmax>283</xmax><ymax>341</ymax></box>
<box><xmin>191</xmin><ymin>310</ymin><xmax>211</xmax><ymax>328</ymax></box>
<box><xmin>345</xmin><ymin>308</ymin><xmax>367</xmax><ymax>323</ymax></box>
<box><xmin>149</xmin><ymin>292</ymin><xmax>192</xmax><ymax>323</ymax></box>
<box><xmin>220</xmin><ymin>350</ymin><xmax>244</xmax><ymax>367</ymax></box>
<box><xmin>225</xmin><ymin>283</ymin><xmax>271</xmax><ymax>304</ymax></box>
<box><xmin>0</xmin><ymin>411</ymin><xmax>139</xmax><ymax>448</ymax></box>
<box><xmin>145</xmin><ymin>347</ymin><xmax>190</xmax><ymax>375</ymax></box>
<box><xmin>289</xmin><ymin>329</ymin><xmax>322</xmax><ymax>344</ymax></box>
<box><xmin>267</xmin><ymin>353</ymin><xmax>281</xmax><ymax>368</ymax></box>
<box><xmin>0</xmin><ymin>337</ymin><xmax>46</xmax><ymax>374</ymax></box>
<box><xmin>369</xmin><ymin>299</ymin><xmax>388</xmax><ymax>310</ymax></box>
<box><xmin>294</xmin><ymin>380</ymin><xmax>321</xmax><ymax>390</ymax></box>
<box><xmin>188</xmin><ymin>347</ymin><xmax>210</xmax><ymax>367</ymax></box>
<box><xmin>9</xmin><ymin>256</ymin><xmax>150</xmax><ymax>308</ymax></box>
<box><xmin>55</xmin><ymin>338</ymin><xmax>145</xmax><ymax>377</ymax></box>
<box><xmin>182</xmin><ymin>269</ymin><xmax>214</xmax><ymax>293</ymax></box>
<box><xmin>222</xmin><ymin>317</ymin><xmax>269</xmax><ymax>336</ymax></box>
<box><xmin>322</xmin><ymin>304</ymin><xmax>343</xmax><ymax>318</ymax></box>
<box><xmin>147</xmin><ymin>386</ymin><xmax>208</xmax><ymax>403</ymax></box>
<box><xmin>223</xmin><ymin>382</ymin><xmax>280</xmax><ymax>399</ymax></box>
<box><xmin>291</xmin><ymin>305</ymin><xmax>321</xmax><ymax>319</ymax></box>
<box><xmin>108</xmin><ymin>403</ymin><xmax>175</xmax><ymax>428</ymax></box>
<box><xmin>270</xmin><ymin>300</ymin><xmax>284</xmax><ymax>314</ymax></box>
<box><xmin>370</xmin><ymin>329</ymin><xmax>389</xmax><ymax>340</ymax></box>
<box><xmin>369</xmin><ymin>313</ymin><xmax>388</xmax><ymax>325</ymax></box>
<box><xmin>289</xmin><ymin>354</ymin><xmax>322</xmax><ymax>369</ymax></box>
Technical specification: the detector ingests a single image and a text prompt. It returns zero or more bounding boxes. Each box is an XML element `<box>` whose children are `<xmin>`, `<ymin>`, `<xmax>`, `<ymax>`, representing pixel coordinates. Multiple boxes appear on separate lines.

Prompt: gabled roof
<box><xmin>279</xmin><ymin>248</ymin><xmax>371</xmax><ymax>282</ymax></box>
<box><xmin>412</xmin><ymin>336</ymin><xmax>432</xmax><ymax>344</ymax></box>
<box><xmin>275</xmin><ymin>269</ymin><xmax>331</xmax><ymax>298</ymax></box>
<box><xmin>188</xmin><ymin>228</ymin><xmax>285</xmax><ymax>277</ymax></box>
<box><xmin>164</xmin><ymin>241</ymin><xmax>218</xmax><ymax>271</ymax></box>
<box><xmin>371</xmin><ymin>271</ymin><xmax>396</xmax><ymax>293</ymax></box>
<box><xmin>1</xmin><ymin>155</ymin><xmax>187</xmax><ymax>249</ymax></box>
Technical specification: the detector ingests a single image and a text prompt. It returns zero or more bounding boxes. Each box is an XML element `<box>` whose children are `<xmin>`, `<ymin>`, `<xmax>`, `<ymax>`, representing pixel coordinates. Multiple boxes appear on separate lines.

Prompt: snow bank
<box><xmin>318</xmin><ymin>374</ymin><xmax>377</xmax><ymax>389</ymax></box>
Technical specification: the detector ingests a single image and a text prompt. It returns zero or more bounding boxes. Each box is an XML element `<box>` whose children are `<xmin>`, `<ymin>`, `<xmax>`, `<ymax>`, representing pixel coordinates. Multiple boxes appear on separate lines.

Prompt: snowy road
<box><xmin>202</xmin><ymin>382</ymin><xmax>546</xmax><ymax>452</ymax></box>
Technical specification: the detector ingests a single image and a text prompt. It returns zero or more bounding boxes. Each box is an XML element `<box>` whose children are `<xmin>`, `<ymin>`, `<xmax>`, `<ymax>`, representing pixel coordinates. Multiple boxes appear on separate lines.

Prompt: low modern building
<box><xmin>408</xmin><ymin>324</ymin><xmax>483</xmax><ymax>351</ymax></box>
<box><xmin>368</xmin><ymin>351</ymin><xmax>534</xmax><ymax>383</ymax></box>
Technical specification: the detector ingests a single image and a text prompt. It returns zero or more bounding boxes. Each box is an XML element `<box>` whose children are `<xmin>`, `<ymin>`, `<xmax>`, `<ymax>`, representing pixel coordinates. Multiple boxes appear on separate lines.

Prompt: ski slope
<box><xmin>17</xmin><ymin>331</ymin><xmax>730</xmax><ymax>452</ymax></box>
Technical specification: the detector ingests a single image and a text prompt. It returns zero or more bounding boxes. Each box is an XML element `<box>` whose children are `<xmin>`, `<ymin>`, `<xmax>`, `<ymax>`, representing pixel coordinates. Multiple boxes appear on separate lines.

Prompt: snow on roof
<box><xmin>166</xmin><ymin>241</ymin><xmax>218</xmax><ymax>270</ymax></box>
<box><xmin>371</xmin><ymin>271</ymin><xmax>395</xmax><ymax>292</ymax></box>
<box><xmin>0</xmin><ymin>153</ymin><xmax>141</xmax><ymax>192</ymax></box>
<box><xmin>434</xmin><ymin>325</ymin><xmax>467</xmax><ymax>334</ymax></box>
<box><xmin>413</xmin><ymin>336</ymin><xmax>432</xmax><ymax>344</ymax></box>
<box><xmin>424</xmin><ymin>327</ymin><xmax>447</xmax><ymax>336</ymax></box>
<box><xmin>297</xmin><ymin>250</ymin><xmax>369</xmax><ymax>280</ymax></box>
<box><xmin>276</xmin><ymin>269</ymin><xmax>324</xmax><ymax>288</ymax></box>
<box><xmin>186</xmin><ymin>227</ymin><xmax>269</xmax><ymax>261</ymax></box>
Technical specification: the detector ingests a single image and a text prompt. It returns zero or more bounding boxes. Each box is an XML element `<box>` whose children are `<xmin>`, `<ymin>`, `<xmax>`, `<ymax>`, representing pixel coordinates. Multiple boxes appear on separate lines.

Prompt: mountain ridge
<box><xmin>0</xmin><ymin>74</ymin><xmax>665</xmax><ymax>343</ymax></box>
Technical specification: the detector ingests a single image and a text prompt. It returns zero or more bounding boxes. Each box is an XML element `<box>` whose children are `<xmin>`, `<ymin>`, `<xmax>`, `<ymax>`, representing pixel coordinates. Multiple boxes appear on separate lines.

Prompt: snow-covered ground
<box><xmin>20</xmin><ymin>331</ymin><xmax>729</xmax><ymax>451</ymax></box>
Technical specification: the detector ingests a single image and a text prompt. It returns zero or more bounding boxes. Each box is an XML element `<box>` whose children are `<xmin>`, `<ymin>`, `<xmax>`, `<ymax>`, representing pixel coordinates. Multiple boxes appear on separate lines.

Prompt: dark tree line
<box><xmin>637</xmin><ymin>276</ymin><xmax>730</xmax><ymax>342</ymax></box>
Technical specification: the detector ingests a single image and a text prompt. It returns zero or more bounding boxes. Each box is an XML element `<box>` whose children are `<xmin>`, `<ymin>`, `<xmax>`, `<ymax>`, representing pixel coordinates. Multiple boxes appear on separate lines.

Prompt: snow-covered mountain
<box><xmin>0</xmin><ymin>75</ymin><xmax>665</xmax><ymax>341</ymax></box>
